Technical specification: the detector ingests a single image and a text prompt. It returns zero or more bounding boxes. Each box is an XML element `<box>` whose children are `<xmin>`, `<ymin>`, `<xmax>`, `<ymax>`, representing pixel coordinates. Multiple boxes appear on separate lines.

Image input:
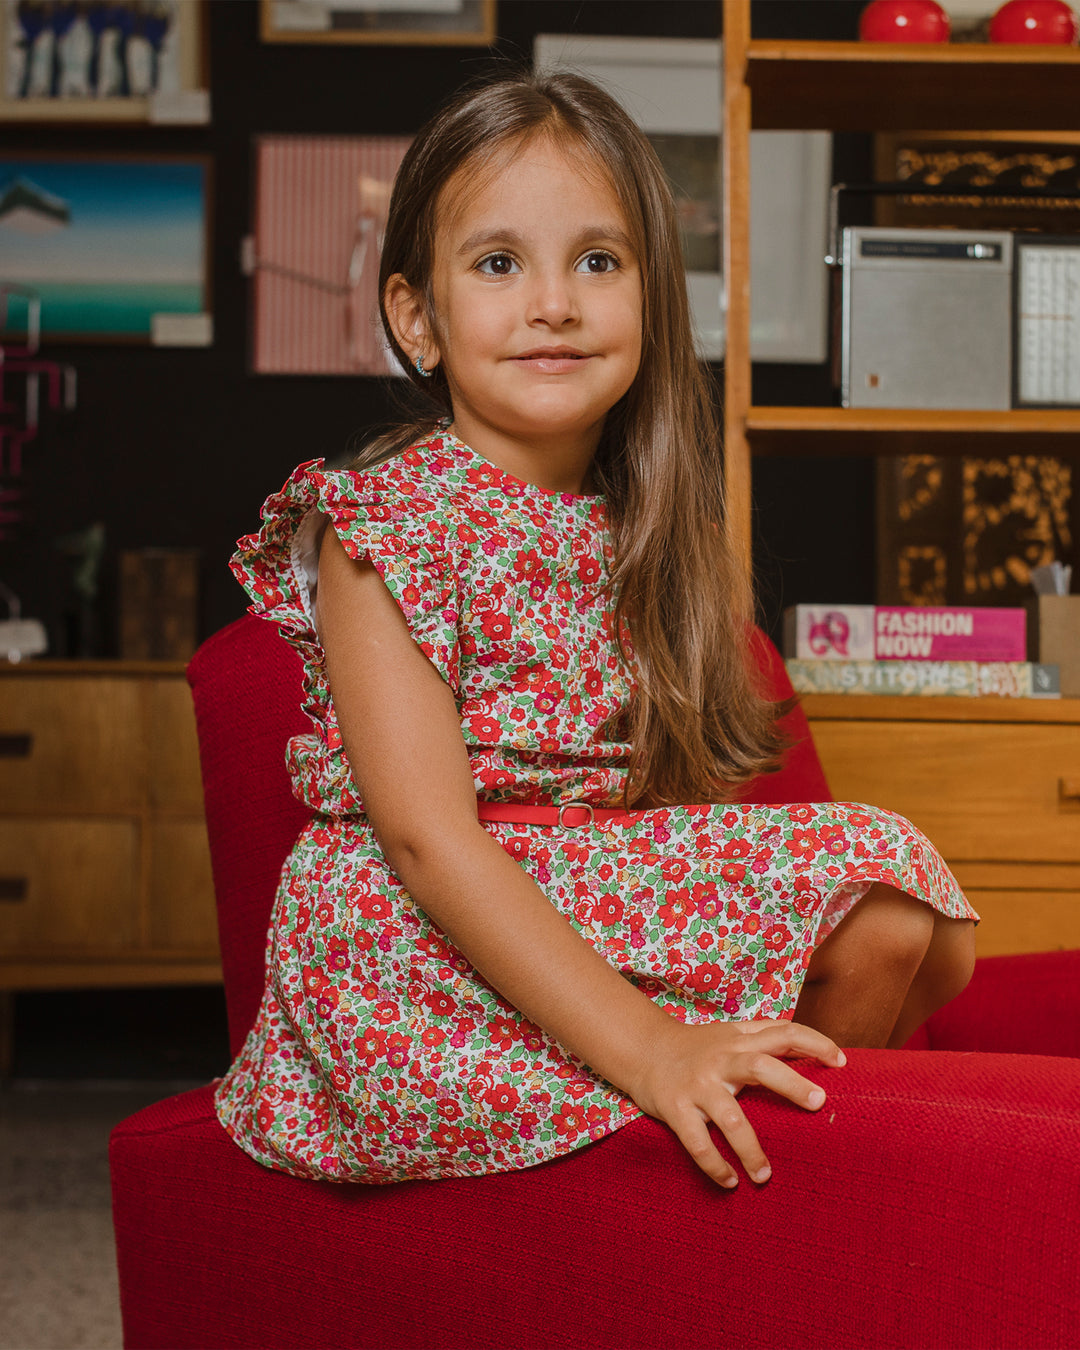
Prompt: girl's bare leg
<box><xmin>794</xmin><ymin>884</ymin><xmax>975</xmax><ymax>1048</ymax></box>
<box><xmin>886</xmin><ymin>908</ymin><xmax>976</xmax><ymax>1048</ymax></box>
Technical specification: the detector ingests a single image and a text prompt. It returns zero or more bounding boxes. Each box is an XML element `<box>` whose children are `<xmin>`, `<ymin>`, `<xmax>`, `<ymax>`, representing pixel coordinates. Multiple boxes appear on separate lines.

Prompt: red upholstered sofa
<box><xmin>111</xmin><ymin>615</ymin><xmax>1080</xmax><ymax>1349</ymax></box>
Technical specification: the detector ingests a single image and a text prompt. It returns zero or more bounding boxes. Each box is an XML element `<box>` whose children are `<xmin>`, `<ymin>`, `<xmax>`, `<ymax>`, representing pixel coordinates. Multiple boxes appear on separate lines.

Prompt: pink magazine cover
<box><xmin>785</xmin><ymin>605</ymin><xmax>1028</xmax><ymax>662</ymax></box>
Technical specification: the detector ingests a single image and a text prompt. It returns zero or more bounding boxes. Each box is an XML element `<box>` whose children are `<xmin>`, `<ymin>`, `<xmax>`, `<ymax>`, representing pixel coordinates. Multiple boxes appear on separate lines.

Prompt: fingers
<box><xmin>740</xmin><ymin>1018</ymin><xmax>847</xmax><ymax>1068</ymax></box>
<box><xmin>669</xmin><ymin>1107</ymin><xmax>747</xmax><ymax>1189</ymax></box>
<box><xmin>671</xmin><ymin>1039</ymin><xmax>839</xmax><ymax>1189</ymax></box>
<box><xmin>740</xmin><ymin>1051</ymin><xmax>830</xmax><ymax>1115</ymax></box>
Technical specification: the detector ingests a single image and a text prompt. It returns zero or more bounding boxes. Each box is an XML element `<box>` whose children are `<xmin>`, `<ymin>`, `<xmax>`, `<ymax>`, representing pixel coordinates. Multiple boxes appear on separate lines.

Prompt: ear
<box><xmin>383</xmin><ymin>273</ymin><xmax>440</xmax><ymax>375</ymax></box>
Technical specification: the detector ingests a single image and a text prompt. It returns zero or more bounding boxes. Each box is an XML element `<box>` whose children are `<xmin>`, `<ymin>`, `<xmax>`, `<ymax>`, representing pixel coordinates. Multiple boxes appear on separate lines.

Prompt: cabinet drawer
<box><xmin>810</xmin><ymin>720</ymin><xmax>1080</xmax><ymax>864</ymax></box>
<box><xmin>966</xmin><ymin>891</ymin><xmax>1080</xmax><ymax>958</ymax></box>
<box><xmin>148</xmin><ymin>820</ymin><xmax>218</xmax><ymax>952</ymax></box>
<box><xmin>0</xmin><ymin>818</ymin><xmax>140</xmax><ymax>951</ymax></box>
<box><xmin>148</xmin><ymin>680</ymin><xmax>204</xmax><ymax>813</ymax></box>
<box><xmin>0</xmin><ymin>679</ymin><xmax>144</xmax><ymax>813</ymax></box>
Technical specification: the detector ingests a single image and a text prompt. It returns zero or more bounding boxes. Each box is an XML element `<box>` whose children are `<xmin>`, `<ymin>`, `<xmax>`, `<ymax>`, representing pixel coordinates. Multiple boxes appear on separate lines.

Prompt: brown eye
<box><xmin>477</xmin><ymin>253</ymin><xmax>519</xmax><ymax>276</ymax></box>
<box><xmin>577</xmin><ymin>251</ymin><xmax>618</xmax><ymax>275</ymax></box>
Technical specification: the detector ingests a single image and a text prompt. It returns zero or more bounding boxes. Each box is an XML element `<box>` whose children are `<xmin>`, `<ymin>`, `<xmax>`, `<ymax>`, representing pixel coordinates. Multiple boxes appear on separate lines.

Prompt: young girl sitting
<box><xmin>216</xmin><ymin>71</ymin><xmax>977</xmax><ymax>1190</ymax></box>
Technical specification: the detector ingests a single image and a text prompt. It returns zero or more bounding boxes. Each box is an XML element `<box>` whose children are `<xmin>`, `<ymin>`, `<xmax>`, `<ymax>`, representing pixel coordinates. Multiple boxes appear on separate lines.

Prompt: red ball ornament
<box><xmin>859</xmin><ymin>0</ymin><xmax>952</xmax><ymax>42</ymax></box>
<box><xmin>989</xmin><ymin>0</ymin><xmax>1079</xmax><ymax>43</ymax></box>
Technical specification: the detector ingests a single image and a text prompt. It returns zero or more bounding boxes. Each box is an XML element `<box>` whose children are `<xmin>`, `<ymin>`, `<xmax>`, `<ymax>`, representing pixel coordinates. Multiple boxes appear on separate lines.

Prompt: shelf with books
<box><xmin>744</xmin><ymin>40</ymin><xmax>1080</xmax><ymax>133</ymax></box>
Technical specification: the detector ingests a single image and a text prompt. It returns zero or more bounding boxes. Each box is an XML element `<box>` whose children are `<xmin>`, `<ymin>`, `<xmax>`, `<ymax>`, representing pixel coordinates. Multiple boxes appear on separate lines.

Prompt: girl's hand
<box><xmin>630</xmin><ymin>1018</ymin><xmax>846</xmax><ymax>1188</ymax></box>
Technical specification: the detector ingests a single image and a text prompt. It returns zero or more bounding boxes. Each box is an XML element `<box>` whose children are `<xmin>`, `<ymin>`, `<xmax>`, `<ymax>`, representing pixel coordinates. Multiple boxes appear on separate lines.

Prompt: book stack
<box><xmin>783</xmin><ymin>605</ymin><xmax>1059</xmax><ymax>698</ymax></box>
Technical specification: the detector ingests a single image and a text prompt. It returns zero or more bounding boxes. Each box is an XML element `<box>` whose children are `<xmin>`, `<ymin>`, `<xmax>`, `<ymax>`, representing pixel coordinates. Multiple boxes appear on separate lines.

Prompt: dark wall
<box><xmin>6</xmin><ymin>0</ymin><xmax>868</xmax><ymax>654</ymax></box>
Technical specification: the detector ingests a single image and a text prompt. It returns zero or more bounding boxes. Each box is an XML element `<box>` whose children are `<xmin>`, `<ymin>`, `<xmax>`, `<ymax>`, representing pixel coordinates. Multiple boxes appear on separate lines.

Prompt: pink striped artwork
<box><xmin>253</xmin><ymin>135</ymin><xmax>412</xmax><ymax>375</ymax></box>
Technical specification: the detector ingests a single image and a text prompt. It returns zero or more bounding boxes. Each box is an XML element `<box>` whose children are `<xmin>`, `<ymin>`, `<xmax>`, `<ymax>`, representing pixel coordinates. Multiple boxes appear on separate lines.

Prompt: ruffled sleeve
<box><xmin>232</xmin><ymin>458</ymin><xmax>461</xmax><ymax>691</ymax></box>
<box><xmin>230</xmin><ymin>458</ymin><xmax>461</xmax><ymax>813</ymax></box>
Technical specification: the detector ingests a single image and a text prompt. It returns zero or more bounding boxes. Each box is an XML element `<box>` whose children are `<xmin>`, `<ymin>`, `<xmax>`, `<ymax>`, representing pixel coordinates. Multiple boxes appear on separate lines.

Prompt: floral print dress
<box><xmin>215</xmin><ymin>431</ymin><xmax>976</xmax><ymax>1184</ymax></box>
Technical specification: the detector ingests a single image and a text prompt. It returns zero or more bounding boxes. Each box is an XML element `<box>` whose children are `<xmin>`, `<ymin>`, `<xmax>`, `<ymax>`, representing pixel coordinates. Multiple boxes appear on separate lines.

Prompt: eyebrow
<box><xmin>455</xmin><ymin>225</ymin><xmax>635</xmax><ymax>257</ymax></box>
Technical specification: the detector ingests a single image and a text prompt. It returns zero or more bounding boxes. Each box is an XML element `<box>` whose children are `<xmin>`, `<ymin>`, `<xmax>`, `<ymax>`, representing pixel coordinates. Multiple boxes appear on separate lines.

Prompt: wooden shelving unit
<box><xmin>745</xmin><ymin>39</ymin><xmax>1080</xmax><ymax>132</ymax></box>
<box><xmin>719</xmin><ymin>0</ymin><xmax>1080</xmax><ymax>561</ymax></box>
<box><xmin>747</xmin><ymin>406</ymin><xmax>1080</xmax><ymax>457</ymax></box>
<box><xmin>721</xmin><ymin>4</ymin><xmax>1080</xmax><ymax>954</ymax></box>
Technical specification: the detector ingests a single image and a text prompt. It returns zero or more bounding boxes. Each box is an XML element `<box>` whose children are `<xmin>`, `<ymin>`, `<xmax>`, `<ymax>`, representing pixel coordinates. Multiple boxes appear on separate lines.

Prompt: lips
<box><xmin>513</xmin><ymin>347</ymin><xmax>589</xmax><ymax>360</ymax></box>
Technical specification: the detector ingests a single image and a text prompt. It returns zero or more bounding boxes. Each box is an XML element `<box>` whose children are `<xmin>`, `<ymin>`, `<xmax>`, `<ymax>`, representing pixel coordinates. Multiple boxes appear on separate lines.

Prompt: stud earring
<box><xmin>415</xmin><ymin>353</ymin><xmax>432</xmax><ymax>378</ymax></box>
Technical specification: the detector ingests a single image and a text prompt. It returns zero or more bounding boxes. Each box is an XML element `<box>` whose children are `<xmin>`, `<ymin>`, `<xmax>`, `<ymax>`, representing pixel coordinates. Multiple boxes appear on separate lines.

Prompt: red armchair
<box><xmin>111</xmin><ymin>616</ymin><xmax>1080</xmax><ymax>1349</ymax></box>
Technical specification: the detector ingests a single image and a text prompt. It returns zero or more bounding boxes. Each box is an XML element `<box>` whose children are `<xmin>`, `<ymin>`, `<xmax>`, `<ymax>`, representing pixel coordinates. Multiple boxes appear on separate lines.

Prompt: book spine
<box><xmin>784</xmin><ymin>605</ymin><xmax>1028</xmax><ymax>662</ymax></box>
<box><xmin>785</xmin><ymin>660</ymin><xmax>1060</xmax><ymax>698</ymax></box>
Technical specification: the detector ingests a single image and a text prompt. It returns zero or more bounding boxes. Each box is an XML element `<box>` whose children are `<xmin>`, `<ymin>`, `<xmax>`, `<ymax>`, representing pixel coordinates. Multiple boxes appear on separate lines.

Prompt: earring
<box><xmin>414</xmin><ymin>353</ymin><xmax>432</xmax><ymax>379</ymax></box>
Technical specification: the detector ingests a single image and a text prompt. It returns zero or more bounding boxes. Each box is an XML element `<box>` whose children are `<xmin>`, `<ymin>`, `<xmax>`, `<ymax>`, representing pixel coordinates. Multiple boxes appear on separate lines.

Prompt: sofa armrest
<box><xmin>925</xmin><ymin>949</ymin><xmax>1080</xmax><ymax>1057</ymax></box>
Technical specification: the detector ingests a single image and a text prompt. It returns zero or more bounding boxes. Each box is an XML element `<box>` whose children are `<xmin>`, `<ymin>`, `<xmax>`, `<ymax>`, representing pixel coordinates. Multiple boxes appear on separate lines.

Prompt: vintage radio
<box><xmin>840</xmin><ymin>226</ymin><xmax>1013</xmax><ymax>410</ymax></box>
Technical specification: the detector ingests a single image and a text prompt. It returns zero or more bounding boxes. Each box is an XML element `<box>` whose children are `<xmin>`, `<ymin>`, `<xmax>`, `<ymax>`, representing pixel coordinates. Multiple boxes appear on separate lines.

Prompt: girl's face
<box><xmin>416</xmin><ymin>137</ymin><xmax>643</xmax><ymax>480</ymax></box>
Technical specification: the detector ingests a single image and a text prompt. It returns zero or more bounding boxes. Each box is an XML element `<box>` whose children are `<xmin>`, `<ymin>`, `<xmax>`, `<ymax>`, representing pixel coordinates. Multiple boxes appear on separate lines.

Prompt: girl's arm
<box><xmin>317</xmin><ymin>527</ymin><xmax>844</xmax><ymax>1187</ymax></box>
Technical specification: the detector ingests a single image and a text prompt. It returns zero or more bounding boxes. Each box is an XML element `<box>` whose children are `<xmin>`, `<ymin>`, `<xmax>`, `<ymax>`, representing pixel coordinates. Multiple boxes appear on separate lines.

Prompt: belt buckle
<box><xmin>558</xmin><ymin>802</ymin><xmax>595</xmax><ymax>829</ymax></box>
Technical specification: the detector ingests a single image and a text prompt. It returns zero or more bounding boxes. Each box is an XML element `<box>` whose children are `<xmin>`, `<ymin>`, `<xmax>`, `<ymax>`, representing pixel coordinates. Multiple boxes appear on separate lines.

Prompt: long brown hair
<box><xmin>355</xmin><ymin>71</ymin><xmax>787</xmax><ymax>806</ymax></box>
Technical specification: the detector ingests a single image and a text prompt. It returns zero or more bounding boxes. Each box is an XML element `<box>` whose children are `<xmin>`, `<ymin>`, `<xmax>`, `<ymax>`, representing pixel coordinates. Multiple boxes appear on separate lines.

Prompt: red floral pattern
<box><xmin>215</xmin><ymin>433</ymin><xmax>976</xmax><ymax>1184</ymax></box>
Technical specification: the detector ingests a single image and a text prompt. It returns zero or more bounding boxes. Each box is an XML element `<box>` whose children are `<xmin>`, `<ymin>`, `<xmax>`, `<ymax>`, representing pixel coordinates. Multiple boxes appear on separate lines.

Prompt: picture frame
<box><xmin>534</xmin><ymin>34</ymin><xmax>831</xmax><ymax>364</ymax></box>
<box><xmin>0</xmin><ymin>0</ymin><xmax>207</xmax><ymax>124</ymax></box>
<box><xmin>0</xmin><ymin>153</ymin><xmax>212</xmax><ymax>345</ymax></box>
<box><xmin>249</xmin><ymin>134</ymin><xmax>412</xmax><ymax>375</ymax></box>
<box><xmin>260</xmin><ymin>0</ymin><xmax>496</xmax><ymax>47</ymax></box>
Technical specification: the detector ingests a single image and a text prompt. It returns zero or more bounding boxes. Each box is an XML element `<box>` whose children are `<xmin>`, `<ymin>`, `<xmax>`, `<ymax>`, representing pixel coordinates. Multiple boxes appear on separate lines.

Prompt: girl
<box><xmin>217</xmin><ymin>71</ymin><xmax>977</xmax><ymax>1190</ymax></box>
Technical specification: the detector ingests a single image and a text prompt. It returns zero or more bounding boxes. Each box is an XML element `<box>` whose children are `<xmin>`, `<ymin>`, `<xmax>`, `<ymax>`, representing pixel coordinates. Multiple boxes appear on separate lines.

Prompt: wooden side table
<box><xmin>0</xmin><ymin>662</ymin><xmax>221</xmax><ymax>1072</ymax></box>
<box><xmin>804</xmin><ymin>695</ymin><xmax>1080</xmax><ymax>957</ymax></box>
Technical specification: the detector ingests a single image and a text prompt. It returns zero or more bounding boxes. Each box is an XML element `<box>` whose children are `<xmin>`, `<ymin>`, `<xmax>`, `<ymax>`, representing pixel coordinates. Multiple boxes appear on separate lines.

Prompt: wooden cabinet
<box><xmin>0</xmin><ymin>662</ymin><xmax>220</xmax><ymax>991</ymax></box>
<box><xmin>805</xmin><ymin>695</ymin><xmax>1080</xmax><ymax>957</ymax></box>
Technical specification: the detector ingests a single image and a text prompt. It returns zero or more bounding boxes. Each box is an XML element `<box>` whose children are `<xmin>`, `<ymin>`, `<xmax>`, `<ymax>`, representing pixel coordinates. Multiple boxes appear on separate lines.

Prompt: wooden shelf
<box><xmin>745</xmin><ymin>40</ymin><xmax>1080</xmax><ymax>131</ymax></box>
<box><xmin>745</xmin><ymin>406</ymin><xmax>1080</xmax><ymax>456</ymax></box>
<box><xmin>801</xmin><ymin>694</ymin><xmax>1080</xmax><ymax>723</ymax></box>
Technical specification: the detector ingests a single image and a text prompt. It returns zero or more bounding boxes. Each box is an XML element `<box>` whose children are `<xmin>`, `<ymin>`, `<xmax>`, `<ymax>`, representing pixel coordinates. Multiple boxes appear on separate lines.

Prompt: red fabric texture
<box><xmin>112</xmin><ymin>1053</ymin><xmax>1080</xmax><ymax>1350</ymax></box>
<box><xmin>187</xmin><ymin>617</ymin><xmax>310</xmax><ymax>1055</ymax></box>
<box><xmin>110</xmin><ymin>614</ymin><xmax>1080</xmax><ymax>1349</ymax></box>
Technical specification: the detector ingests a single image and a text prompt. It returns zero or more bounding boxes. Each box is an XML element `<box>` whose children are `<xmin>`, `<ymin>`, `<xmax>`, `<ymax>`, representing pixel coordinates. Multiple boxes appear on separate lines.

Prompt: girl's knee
<box><xmin>928</xmin><ymin>915</ymin><xmax>976</xmax><ymax>1002</ymax></box>
<box><xmin>807</xmin><ymin>885</ymin><xmax>933</xmax><ymax>988</ymax></box>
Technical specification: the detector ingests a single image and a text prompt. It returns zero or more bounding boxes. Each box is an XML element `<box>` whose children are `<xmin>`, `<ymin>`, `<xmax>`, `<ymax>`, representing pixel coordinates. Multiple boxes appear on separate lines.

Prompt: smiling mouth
<box><xmin>513</xmin><ymin>348</ymin><xmax>590</xmax><ymax>360</ymax></box>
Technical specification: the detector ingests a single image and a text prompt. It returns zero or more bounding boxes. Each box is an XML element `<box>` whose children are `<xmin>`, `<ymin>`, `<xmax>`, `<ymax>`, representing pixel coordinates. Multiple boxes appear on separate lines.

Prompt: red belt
<box><xmin>477</xmin><ymin>801</ymin><xmax>643</xmax><ymax>828</ymax></box>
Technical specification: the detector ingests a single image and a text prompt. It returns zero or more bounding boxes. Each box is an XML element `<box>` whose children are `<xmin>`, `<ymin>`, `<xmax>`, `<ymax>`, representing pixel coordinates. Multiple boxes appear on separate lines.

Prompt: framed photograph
<box><xmin>0</xmin><ymin>154</ymin><xmax>212</xmax><ymax>344</ymax></box>
<box><xmin>0</xmin><ymin>0</ymin><xmax>207</xmax><ymax>124</ymax></box>
<box><xmin>249</xmin><ymin>134</ymin><xmax>412</xmax><ymax>375</ymax></box>
<box><xmin>260</xmin><ymin>0</ymin><xmax>496</xmax><ymax>46</ymax></box>
<box><xmin>534</xmin><ymin>35</ymin><xmax>831</xmax><ymax>364</ymax></box>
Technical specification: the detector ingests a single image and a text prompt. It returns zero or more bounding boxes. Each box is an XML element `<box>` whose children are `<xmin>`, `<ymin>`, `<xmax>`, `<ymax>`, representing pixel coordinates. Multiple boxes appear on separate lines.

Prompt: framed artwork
<box><xmin>249</xmin><ymin>135</ymin><xmax>412</xmax><ymax>375</ymax></box>
<box><xmin>0</xmin><ymin>0</ymin><xmax>207</xmax><ymax>124</ymax></box>
<box><xmin>877</xmin><ymin>453</ymin><xmax>1075</xmax><ymax>607</ymax></box>
<box><xmin>260</xmin><ymin>0</ymin><xmax>496</xmax><ymax>46</ymax></box>
<box><xmin>0</xmin><ymin>154</ymin><xmax>212</xmax><ymax>344</ymax></box>
<box><xmin>873</xmin><ymin>131</ymin><xmax>1080</xmax><ymax>235</ymax></box>
<box><xmin>534</xmin><ymin>35</ymin><xmax>831</xmax><ymax>364</ymax></box>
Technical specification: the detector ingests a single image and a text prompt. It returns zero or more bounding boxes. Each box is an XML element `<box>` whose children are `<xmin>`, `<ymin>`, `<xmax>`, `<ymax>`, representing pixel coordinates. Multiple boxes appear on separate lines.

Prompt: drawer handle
<box><xmin>0</xmin><ymin>877</ymin><xmax>27</xmax><ymax>902</ymax></box>
<box><xmin>0</xmin><ymin>733</ymin><xmax>32</xmax><ymax>758</ymax></box>
<box><xmin>1059</xmin><ymin>778</ymin><xmax>1080</xmax><ymax>806</ymax></box>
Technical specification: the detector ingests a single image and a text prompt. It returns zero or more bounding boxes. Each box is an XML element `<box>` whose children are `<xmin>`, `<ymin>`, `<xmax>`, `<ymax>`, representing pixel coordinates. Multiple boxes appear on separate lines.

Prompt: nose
<box><xmin>526</xmin><ymin>266</ymin><xmax>579</xmax><ymax>327</ymax></box>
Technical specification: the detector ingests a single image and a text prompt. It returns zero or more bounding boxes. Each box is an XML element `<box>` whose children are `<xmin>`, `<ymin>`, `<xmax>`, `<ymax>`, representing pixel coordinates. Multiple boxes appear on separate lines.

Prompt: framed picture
<box><xmin>876</xmin><ymin>452</ymin><xmax>1075</xmax><ymax>606</ymax></box>
<box><xmin>0</xmin><ymin>0</ymin><xmax>207</xmax><ymax>124</ymax></box>
<box><xmin>873</xmin><ymin>131</ymin><xmax>1080</xmax><ymax>235</ymax></box>
<box><xmin>534</xmin><ymin>35</ymin><xmax>831</xmax><ymax>364</ymax></box>
<box><xmin>0</xmin><ymin>154</ymin><xmax>212</xmax><ymax>344</ymax></box>
<box><xmin>260</xmin><ymin>0</ymin><xmax>496</xmax><ymax>46</ymax></box>
<box><xmin>249</xmin><ymin>134</ymin><xmax>411</xmax><ymax>375</ymax></box>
